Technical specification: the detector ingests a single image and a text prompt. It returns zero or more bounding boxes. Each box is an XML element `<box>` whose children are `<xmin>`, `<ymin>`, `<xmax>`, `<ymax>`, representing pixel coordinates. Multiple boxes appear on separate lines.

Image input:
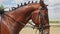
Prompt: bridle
<box><xmin>39</xmin><ymin>6</ymin><xmax>47</xmax><ymax>34</ymax></box>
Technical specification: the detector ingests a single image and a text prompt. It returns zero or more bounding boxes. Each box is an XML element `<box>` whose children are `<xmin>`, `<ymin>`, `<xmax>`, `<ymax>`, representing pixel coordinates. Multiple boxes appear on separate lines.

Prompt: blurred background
<box><xmin>0</xmin><ymin>0</ymin><xmax>60</xmax><ymax>34</ymax></box>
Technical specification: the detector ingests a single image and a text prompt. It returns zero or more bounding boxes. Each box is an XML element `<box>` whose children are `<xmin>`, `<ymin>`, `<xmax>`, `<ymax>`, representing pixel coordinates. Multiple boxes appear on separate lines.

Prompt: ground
<box><xmin>19</xmin><ymin>23</ymin><xmax>60</xmax><ymax>34</ymax></box>
<box><xmin>50</xmin><ymin>25</ymin><xmax>60</xmax><ymax>34</ymax></box>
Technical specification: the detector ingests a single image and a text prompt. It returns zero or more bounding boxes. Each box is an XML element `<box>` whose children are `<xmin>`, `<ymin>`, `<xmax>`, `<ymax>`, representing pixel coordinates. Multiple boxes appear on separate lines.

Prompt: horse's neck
<box><xmin>2</xmin><ymin>6</ymin><xmax>36</xmax><ymax>34</ymax></box>
<box><xmin>2</xmin><ymin>3</ymin><xmax>41</xmax><ymax>34</ymax></box>
<box><xmin>2</xmin><ymin>13</ymin><xmax>26</xmax><ymax>34</ymax></box>
<box><xmin>7</xmin><ymin>5</ymin><xmax>36</xmax><ymax>22</ymax></box>
<box><xmin>4</xmin><ymin>4</ymin><xmax>40</xmax><ymax>28</ymax></box>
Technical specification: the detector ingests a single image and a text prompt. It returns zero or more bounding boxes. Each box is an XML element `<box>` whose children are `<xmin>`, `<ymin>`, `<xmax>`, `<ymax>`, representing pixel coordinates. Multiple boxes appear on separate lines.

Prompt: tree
<box><xmin>0</xmin><ymin>4</ymin><xmax>4</xmax><ymax>14</ymax></box>
<box><xmin>0</xmin><ymin>4</ymin><xmax>4</xmax><ymax>10</ymax></box>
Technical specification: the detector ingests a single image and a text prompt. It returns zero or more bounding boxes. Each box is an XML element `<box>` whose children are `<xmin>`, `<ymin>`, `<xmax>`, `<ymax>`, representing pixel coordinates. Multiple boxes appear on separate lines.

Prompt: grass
<box><xmin>49</xmin><ymin>20</ymin><xmax>60</xmax><ymax>23</ymax></box>
<box><xmin>29</xmin><ymin>19</ymin><xmax>60</xmax><ymax>23</ymax></box>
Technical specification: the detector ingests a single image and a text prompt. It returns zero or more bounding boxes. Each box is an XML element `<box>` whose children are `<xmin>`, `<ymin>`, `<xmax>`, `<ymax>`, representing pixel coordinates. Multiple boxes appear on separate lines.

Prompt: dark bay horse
<box><xmin>0</xmin><ymin>1</ymin><xmax>50</xmax><ymax>34</ymax></box>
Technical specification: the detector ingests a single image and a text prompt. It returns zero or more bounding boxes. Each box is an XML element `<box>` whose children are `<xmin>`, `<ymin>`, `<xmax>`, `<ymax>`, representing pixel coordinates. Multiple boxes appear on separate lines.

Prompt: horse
<box><xmin>0</xmin><ymin>1</ymin><xmax>50</xmax><ymax>34</ymax></box>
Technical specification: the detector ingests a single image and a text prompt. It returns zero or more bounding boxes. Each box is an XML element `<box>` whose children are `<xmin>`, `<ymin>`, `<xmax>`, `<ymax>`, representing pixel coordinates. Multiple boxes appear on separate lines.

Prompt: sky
<box><xmin>0</xmin><ymin>0</ymin><xmax>60</xmax><ymax>20</ymax></box>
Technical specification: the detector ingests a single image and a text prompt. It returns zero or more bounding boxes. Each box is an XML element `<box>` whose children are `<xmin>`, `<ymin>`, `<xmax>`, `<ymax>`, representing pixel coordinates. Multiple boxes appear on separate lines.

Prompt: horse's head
<box><xmin>31</xmin><ymin>5</ymin><xmax>49</xmax><ymax>34</ymax></box>
<box><xmin>7</xmin><ymin>2</ymin><xmax>49</xmax><ymax>30</ymax></box>
<box><xmin>31</xmin><ymin>5</ymin><xmax>48</xmax><ymax>26</ymax></box>
<box><xmin>2</xmin><ymin>1</ymin><xmax>49</xmax><ymax>34</ymax></box>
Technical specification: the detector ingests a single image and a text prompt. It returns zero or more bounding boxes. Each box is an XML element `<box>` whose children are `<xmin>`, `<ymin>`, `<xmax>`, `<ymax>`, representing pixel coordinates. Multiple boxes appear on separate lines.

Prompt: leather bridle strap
<box><xmin>39</xmin><ymin>6</ymin><xmax>44</xmax><ymax>34</ymax></box>
<box><xmin>39</xmin><ymin>7</ymin><xmax>43</xmax><ymax>28</ymax></box>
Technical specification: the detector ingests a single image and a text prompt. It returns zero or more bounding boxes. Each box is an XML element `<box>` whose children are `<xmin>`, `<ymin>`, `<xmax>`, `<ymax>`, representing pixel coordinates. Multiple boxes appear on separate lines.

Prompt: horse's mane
<box><xmin>11</xmin><ymin>1</ymin><xmax>38</xmax><ymax>11</ymax></box>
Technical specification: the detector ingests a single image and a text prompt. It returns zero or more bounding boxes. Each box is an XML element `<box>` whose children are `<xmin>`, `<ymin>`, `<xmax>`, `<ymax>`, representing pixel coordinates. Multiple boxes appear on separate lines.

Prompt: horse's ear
<box><xmin>28</xmin><ymin>1</ymin><xmax>30</xmax><ymax>4</ymax></box>
<box><xmin>35</xmin><ymin>1</ymin><xmax>37</xmax><ymax>3</ymax></box>
<box><xmin>24</xmin><ymin>2</ymin><xmax>27</xmax><ymax>5</ymax></box>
